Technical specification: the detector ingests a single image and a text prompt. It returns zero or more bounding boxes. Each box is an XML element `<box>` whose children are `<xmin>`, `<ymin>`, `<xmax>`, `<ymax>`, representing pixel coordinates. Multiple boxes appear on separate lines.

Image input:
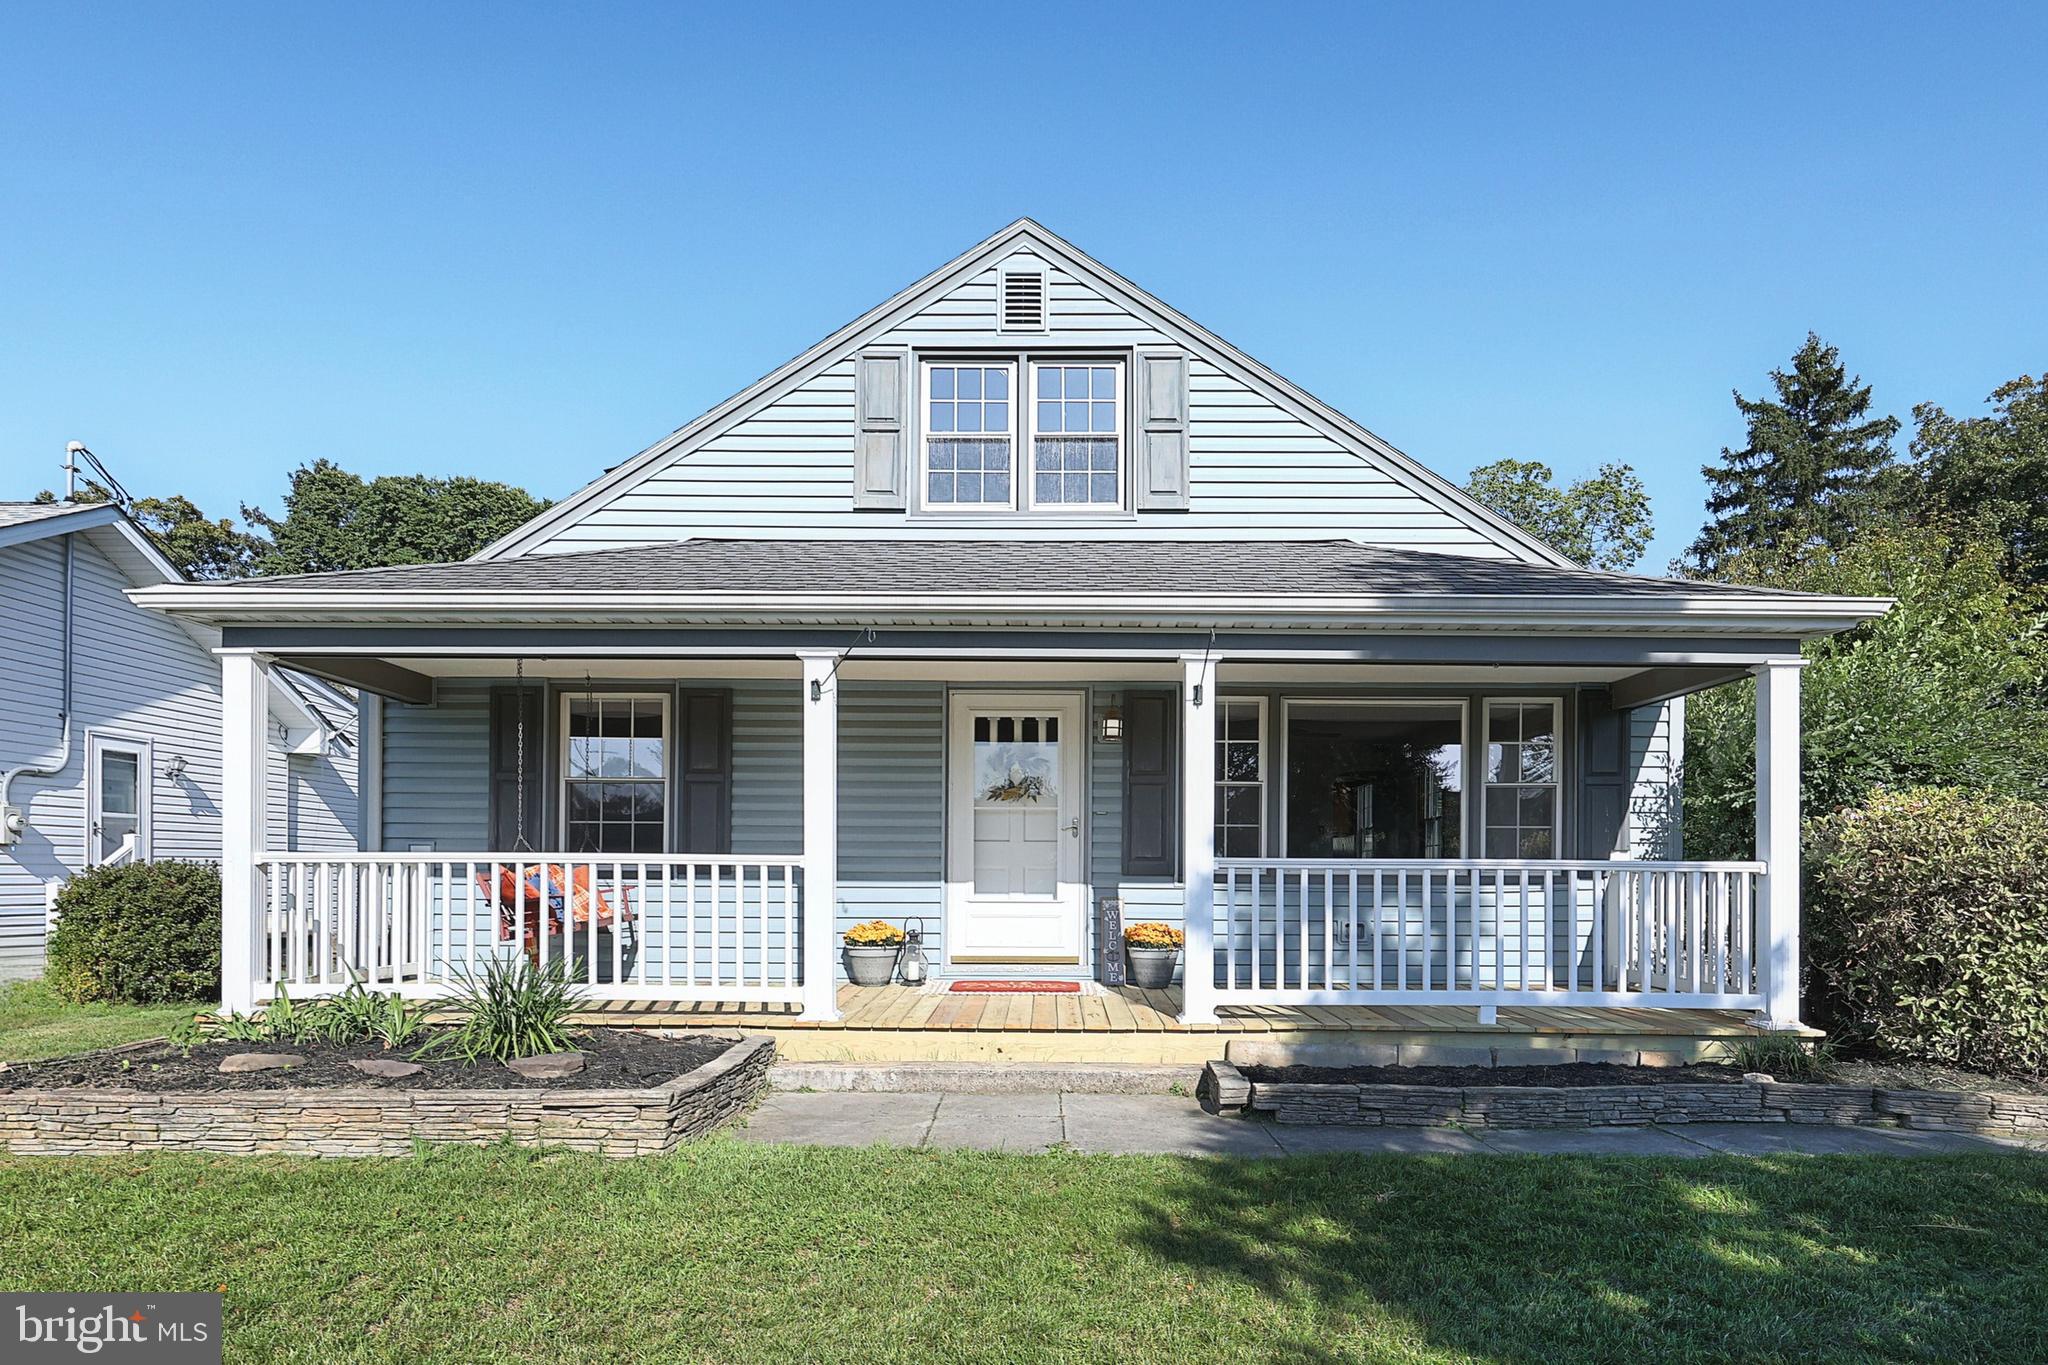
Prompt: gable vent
<box><xmin>999</xmin><ymin>269</ymin><xmax>1048</xmax><ymax>332</ymax></box>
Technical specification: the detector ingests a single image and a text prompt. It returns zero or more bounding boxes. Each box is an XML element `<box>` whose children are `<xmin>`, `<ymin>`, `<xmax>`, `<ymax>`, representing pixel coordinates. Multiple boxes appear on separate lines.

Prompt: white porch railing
<box><xmin>254</xmin><ymin>855</ymin><xmax>805</xmax><ymax>1005</ymax></box>
<box><xmin>1211</xmin><ymin>859</ymin><xmax>1766</xmax><ymax>1010</ymax></box>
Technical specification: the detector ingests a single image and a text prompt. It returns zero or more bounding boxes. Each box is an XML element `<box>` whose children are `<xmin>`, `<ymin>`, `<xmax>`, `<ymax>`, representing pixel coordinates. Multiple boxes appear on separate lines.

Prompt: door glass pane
<box><xmin>1285</xmin><ymin>703</ymin><xmax>1463</xmax><ymax>858</ymax></box>
<box><xmin>971</xmin><ymin>712</ymin><xmax>1061</xmax><ymax>895</ymax></box>
<box><xmin>96</xmin><ymin>749</ymin><xmax>139</xmax><ymax>861</ymax></box>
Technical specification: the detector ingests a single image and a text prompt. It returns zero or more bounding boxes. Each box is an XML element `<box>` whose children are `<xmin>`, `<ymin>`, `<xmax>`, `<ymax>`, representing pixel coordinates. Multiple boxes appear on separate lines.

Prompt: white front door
<box><xmin>946</xmin><ymin>691</ymin><xmax>1087</xmax><ymax>965</ymax></box>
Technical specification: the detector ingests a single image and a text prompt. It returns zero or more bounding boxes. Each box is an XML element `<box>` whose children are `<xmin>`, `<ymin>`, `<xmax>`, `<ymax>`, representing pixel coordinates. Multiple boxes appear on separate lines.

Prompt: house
<box><xmin>0</xmin><ymin>497</ymin><xmax>359</xmax><ymax>979</ymax></box>
<box><xmin>134</xmin><ymin>220</ymin><xmax>1887</xmax><ymax>1050</ymax></box>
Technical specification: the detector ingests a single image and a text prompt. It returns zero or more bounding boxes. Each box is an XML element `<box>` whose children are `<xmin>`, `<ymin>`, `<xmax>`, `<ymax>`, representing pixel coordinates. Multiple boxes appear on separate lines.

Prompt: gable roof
<box><xmin>133</xmin><ymin>537</ymin><xmax>1891</xmax><ymax>637</ymax></box>
<box><xmin>475</xmin><ymin>219</ymin><xmax>1575</xmax><ymax>567</ymax></box>
<box><xmin>0</xmin><ymin>499</ymin><xmax>183</xmax><ymax>585</ymax></box>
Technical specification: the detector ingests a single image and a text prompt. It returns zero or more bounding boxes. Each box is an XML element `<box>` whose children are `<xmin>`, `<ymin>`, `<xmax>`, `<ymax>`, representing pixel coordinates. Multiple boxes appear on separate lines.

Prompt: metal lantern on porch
<box><xmin>897</xmin><ymin>917</ymin><xmax>929</xmax><ymax>987</ymax></box>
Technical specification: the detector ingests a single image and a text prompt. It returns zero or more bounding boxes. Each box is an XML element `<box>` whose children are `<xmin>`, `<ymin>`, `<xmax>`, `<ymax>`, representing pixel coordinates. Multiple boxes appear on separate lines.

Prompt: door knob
<box><xmin>1064</xmin><ymin>819</ymin><xmax>1081</xmax><ymax>837</ymax></box>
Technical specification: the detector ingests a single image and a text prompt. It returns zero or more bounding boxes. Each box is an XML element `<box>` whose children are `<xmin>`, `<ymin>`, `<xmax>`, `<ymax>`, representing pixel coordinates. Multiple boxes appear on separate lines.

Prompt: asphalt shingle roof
<box><xmin>0</xmin><ymin>501</ymin><xmax>94</xmax><ymax>530</ymax></box>
<box><xmin>234</xmin><ymin>539</ymin><xmax>1791</xmax><ymax>599</ymax></box>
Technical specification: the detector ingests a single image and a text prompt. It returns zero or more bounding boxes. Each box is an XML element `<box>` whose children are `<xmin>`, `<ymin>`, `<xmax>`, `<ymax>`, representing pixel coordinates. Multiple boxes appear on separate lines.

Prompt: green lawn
<box><xmin>3</xmin><ymin>1143</ymin><xmax>2044</xmax><ymax>1363</ymax></box>
<box><xmin>0</xmin><ymin>980</ymin><xmax>198</xmax><ymax>1061</ymax></box>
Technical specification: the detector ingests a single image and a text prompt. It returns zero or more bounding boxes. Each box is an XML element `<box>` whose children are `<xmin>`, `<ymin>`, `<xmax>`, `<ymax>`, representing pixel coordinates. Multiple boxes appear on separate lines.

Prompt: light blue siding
<box><xmin>731</xmin><ymin>681</ymin><xmax>802</xmax><ymax>856</ymax></box>
<box><xmin>522</xmin><ymin>250</ymin><xmax>1524</xmax><ymax>558</ymax></box>
<box><xmin>1626</xmin><ymin>698</ymin><xmax>1683</xmax><ymax>858</ymax></box>
<box><xmin>381</xmin><ymin>684</ymin><xmax>489</xmax><ymax>850</ymax></box>
<box><xmin>836</xmin><ymin>683</ymin><xmax>944</xmax><ymax>965</ymax></box>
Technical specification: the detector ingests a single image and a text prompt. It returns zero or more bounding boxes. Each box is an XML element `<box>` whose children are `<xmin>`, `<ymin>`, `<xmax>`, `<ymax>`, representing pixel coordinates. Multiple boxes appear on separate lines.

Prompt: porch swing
<box><xmin>476</xmin><ymin>660</ymin><xmax>637</xmax><ymax>977</ymax></box>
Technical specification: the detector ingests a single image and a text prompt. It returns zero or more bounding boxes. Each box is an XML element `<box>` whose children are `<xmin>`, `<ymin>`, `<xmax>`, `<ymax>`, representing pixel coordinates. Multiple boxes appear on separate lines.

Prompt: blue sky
<box><xmin>3</xmin><ymin>3</ymin><xmax>2043</xmax><ymax>571</ymax></box>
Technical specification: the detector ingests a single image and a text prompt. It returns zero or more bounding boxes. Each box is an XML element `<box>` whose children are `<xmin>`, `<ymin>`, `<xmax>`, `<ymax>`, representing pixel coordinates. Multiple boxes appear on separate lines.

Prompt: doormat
<box><xmin>947</xmin><ymin>980</ymin><xmax>1082</xmax><ymax>994</ymax></box>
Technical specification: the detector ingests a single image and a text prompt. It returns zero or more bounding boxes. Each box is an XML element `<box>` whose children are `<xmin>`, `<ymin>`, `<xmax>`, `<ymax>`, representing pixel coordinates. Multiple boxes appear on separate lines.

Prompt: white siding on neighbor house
<box><xmin>1624</xmin><ymin>697</ymin><xmax>1684</xmax><ymax>859</ymax></box>
<box><xmin>524</xmin><ymin>251</ymin><xmax>1519</xmax><ymax>558</ymax></box>
<box><xmin>2</xmin><ymin>534</ymin><xmax>363</xmax><ymax>980</ymax></box>
<box><xmin>265</xmin><ymin>747</ymin><xmax>359</xmax><ymax>854</ymax></box>
<box><xmin>0</xmin><ymin>536</ymin><xmax>226</xmax><ymax>979</ymax></box>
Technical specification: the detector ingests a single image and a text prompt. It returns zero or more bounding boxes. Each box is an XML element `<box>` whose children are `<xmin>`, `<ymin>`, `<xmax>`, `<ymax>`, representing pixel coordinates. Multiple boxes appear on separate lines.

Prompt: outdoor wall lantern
<box><xmin>159</xmin><ymin>753</ymin><xmax>188</xmax><ymax>782</ymax></box>
<box><xmin>1100</xmin><ymin>707</ymin><xmax>1123</xmax><ymax>743</ymax></box>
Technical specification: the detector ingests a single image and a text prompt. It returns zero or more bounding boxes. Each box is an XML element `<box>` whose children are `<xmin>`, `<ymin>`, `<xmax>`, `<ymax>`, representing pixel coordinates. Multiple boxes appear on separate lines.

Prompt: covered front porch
<box><xmin>206</xmin><ymin>642</ymin><xmax>1810</xmax><ymax>1034</ymax></box>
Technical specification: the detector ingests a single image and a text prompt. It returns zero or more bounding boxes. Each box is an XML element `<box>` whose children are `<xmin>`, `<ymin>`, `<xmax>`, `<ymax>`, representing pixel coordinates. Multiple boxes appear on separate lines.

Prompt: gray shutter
<box><xmin>675</xmin><ymin>688</ymin><xmax>732</xmax><ymax>853</ymax></box>
<box><xmin>488</xmin><ymin>686</ymin><xmax>544</xmax><ymax>851</ymax></box>
<box><xmin>1134</xmin><ymin>348</ymin><xmax>1190</xmax><ymax>510</ymax></box>
<box><xmin>1576</xmin><ymin>690</ymin><xmax>1627</xmax><ymax>858</ymax></box>
<box><xmin>853</xmin><ymin>347</ymin><xmax>910</xmax><ymax>509</ymax></box>
<box><xmin>1121</xmin><ymin>690</ymin><xmax>1180</xmax><ymax>877</ymax></box>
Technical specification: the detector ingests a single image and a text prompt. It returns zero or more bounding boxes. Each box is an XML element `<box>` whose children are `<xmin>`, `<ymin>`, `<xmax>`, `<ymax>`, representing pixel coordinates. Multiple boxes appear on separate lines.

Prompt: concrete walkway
<box><xmin>738</xmin><ymin>1091</ymin><xmax>2046</xmax><ymax>1158</ymax></box>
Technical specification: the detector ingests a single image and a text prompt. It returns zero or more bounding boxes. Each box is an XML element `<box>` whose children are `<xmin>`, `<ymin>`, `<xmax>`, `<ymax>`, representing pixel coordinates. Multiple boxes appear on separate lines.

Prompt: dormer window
<box><xmin>924</xmin><ymin>362</ymin><xmax>1014</xmax><ymax>506</ymax></box>
<box><xmin>921</xmin><ymin>356</ymin><xmax>1125</xmax><ymax>513</ymax></box>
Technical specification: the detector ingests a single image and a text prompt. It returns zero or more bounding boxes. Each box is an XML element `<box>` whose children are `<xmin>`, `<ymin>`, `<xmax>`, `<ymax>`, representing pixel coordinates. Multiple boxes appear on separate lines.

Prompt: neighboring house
<box><xmin>0</xmin><ymin>499</ymin><xmax>359</xmax><ymax>980</ymax></box>
<box><xmin>137</xmin><ymin>220</ymin><xmax>1887</xmax><ymax>1028</ymax></box>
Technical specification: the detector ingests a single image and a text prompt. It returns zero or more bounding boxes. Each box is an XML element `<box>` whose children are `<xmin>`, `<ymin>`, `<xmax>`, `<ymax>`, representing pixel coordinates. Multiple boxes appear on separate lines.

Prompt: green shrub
<box><xmin>1806</xmin><ymin>786</ymin><xmax>2048</xmax><ymax>1077</ymax></box>
<box><xmin>44</xmin><ymin>860</ymin><xmax>221</xmax><ymax>1005</ymax></box>
<box><xmin>425</xmin><ymin>956</ymin><xmax>585</xmax><ymax>1063</ymax></box>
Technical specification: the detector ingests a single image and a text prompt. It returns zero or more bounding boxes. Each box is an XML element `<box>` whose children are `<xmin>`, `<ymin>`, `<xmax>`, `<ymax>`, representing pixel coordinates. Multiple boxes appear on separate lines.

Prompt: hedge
<box><xmin>1806</xmin><ymin>787</ymin><xmax>2048</xmax><ymax>1077</ymax></box>
<box><xmin>45</xmin><ymin>860</ymin><xmax>221</xmax><ymax>1005</ymax></box>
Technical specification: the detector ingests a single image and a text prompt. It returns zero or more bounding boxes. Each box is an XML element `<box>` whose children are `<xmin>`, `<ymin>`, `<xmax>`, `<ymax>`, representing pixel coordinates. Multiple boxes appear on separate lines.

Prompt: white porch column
<box><xmin>798</xmin><ymin>651</ymin><xmax>842</xmax><ymax>1021</ymax></box>
<box><xmin>219</xmin><ymin>649</ymin><xmax>272</xmax><ymax>1014</ymax></box>
<box><xmin>1754</xmin><ymin>658</ymin><xmax>1805</xmax><ymax>1028</ymax></box>
<box><xmin>1178</xmin><ymin>651</ymin><xmax>1219</xmax><ymax>1024</ymax></box>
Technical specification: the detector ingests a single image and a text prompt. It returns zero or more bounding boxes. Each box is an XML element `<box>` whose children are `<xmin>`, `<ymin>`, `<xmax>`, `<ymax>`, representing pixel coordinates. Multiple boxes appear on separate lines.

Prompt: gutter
<box><xmin>126</xmin><ymin>586</ymin><xmax>1897</xmax><ymax>638</ymax></box>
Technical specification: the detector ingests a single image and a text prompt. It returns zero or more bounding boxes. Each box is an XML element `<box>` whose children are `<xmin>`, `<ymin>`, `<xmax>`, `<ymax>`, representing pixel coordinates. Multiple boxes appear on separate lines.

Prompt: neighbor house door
<box><xmin>945</xmin><ymin>692</ymin><xmax>1087</xmax><ymax>965</ymax></box>
<box><xmin>85</xmin><ymin>733</ymin><xmax>151</xmax><ymax>866</ymax></box>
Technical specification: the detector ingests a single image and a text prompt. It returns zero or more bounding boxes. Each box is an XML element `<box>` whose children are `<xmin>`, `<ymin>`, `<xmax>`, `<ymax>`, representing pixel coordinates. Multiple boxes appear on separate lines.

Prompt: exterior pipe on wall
<box><xmin>0</xmin><ymin>532</ymin><xmax>75</xmax><ymax>839</ymax></box>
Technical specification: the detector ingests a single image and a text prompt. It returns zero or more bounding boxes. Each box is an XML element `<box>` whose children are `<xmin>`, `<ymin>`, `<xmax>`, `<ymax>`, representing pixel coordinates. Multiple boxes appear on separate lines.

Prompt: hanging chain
<box><xmin>513</xmin><ymin>657</ymin><xmax>533</xmax><ymax>852</ymax></box>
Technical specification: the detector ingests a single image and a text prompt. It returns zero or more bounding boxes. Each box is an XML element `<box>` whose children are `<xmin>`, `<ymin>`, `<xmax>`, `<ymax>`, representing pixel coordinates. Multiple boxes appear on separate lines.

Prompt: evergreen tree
<box><xmin>1685</xmin><ymin>333</ymin><xmax>1900</xmax><ymax>575</ymax></box>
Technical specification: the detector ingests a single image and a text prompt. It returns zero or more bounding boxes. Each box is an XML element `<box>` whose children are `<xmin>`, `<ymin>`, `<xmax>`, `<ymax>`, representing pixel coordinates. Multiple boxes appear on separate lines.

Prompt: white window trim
<box><xmin>84</xmin><ymin>730</ymin><xmax>152</xmax><ymax>867</ymax></box>
<box><xmin>1275</xmin><ymin>697</ymin><xmax>1472</xmax><ymax>858</ymax></box>
<box><xmin>556</xmin><ymin>691</ymin><xmax>672</xmax><ymax>855</ymax></box>
<box><xmin>1026</xmin><ymin>359</ymin><xmax>1127</xmax><ymax>512</ymax></box>
<box><xmin>918</xmin><ymin>358</ymin><xmax>1021</xmax><ymax>513</ymax></box>
<box><xmin>1480</xmin><ymin>697</ymin><xmax>1564</xmax><ymax>860</ymax></box>
<box><xmin>1214</xmin><ymin>694</ymin><xmax>1268</xmax><ymax>859</ymax></box>
<box><xmin>913</xmin><ymin>352</ymin><xmax>1132</xmax><ymax>517</ymax></box>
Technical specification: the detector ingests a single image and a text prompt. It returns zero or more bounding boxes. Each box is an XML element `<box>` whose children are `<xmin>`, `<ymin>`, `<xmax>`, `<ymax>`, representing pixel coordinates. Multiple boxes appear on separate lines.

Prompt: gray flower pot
<box><xmin>1125</xmin><ymin>945</ymin><xmax>1179</xmax><ymax>989</ymax></box>
<box><xmin>843</xmin><ymin>943</ymin><xmax>901</xmax><ymax>987</ymax></box>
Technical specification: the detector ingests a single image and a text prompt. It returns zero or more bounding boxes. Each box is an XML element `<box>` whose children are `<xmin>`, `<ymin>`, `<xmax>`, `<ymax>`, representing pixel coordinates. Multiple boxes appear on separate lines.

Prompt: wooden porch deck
<box><xmin>569</xmin><ymin>986</ymin><xmax>1773</xmax><ymax>1063</ymax></box>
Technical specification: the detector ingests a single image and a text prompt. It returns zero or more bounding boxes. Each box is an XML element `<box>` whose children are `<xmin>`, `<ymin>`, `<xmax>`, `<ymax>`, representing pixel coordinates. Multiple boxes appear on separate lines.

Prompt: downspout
<box><xmin>0</xmin><ymin>533</ymin><xmax>76</xmax><ymax>814</ymax></box>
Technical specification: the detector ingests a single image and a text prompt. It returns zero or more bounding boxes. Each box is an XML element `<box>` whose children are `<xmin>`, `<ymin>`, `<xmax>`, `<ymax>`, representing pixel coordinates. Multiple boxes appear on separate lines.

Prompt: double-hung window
<box><xmin>922</xmin><ymin>357</ymin><xmax>1124</xmax><ymax>511</ymax></box>
<box><xmin>1482</xmin><ymin>700</ymin><xmax>1561</xmax><ymax>858</ymax></box>
<box><xmin>561</xmin><ymin>694</ymin><xmax>669</xmax><ymax>854</ymax></box>
<box><xmin>1031</xmin><ymin>362</ymin><xmax>1122</xmax><ymax>507</ymax></box>
<box><xmin>924</xmin><ymin>362</ymin><xmax>1015</xmax><ymax>508</ymax></box>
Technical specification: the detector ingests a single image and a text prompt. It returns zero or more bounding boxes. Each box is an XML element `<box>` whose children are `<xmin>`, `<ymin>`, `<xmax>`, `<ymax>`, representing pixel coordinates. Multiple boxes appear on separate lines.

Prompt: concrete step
<box><xmin>769</xmin><ymin>1060</ymin><xmax>1203</xmax><ymax>1094</ymax></box>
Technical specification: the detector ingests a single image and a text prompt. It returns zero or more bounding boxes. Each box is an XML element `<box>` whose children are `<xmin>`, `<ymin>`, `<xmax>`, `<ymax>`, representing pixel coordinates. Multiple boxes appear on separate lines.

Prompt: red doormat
<box><xmin>947</xmin><ymin>980</ymin><xmax>1082</xmax><ymax>994</ymax></box>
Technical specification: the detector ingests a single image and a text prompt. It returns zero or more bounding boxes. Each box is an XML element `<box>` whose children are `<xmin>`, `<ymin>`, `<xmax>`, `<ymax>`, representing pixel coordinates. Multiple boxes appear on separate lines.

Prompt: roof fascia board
<box><xmin>474</xmin><ymin>220</ymin><xmax>1048</xmax><ymax>560</ymax></box>
<box><xmin>473</xmin><ymin>219</ymin><xmax>1573</xmax><ymax>566</ymax></box>
<box><xmin>222</xmin><ymin>624</ymin><xmax>1809</xmax><ymax>669</ymax></box>
<box><xmin>135</xmin><ymin>584</ymin><xmax>1890</xmax><ymax>637</ymax></box>
<box><xmin>0</xmin><ymin>502</ymin><xmax>121</xmax><ymax>552</ymax></box>
<box><xmin>1010</xmin><ymin>221</ymin><xmax>1573</xmax><ymax>566</ymax></box>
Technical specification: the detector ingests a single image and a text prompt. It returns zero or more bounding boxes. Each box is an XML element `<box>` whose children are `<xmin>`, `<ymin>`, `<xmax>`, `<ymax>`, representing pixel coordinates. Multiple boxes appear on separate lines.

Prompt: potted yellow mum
<box><xmin>842</xmin><ymin>920</ymin><xmax>905</xmax><ymax>987</ymax></box>
<box><xmin>1123</xmin><ymin>921</ymin><xmax>1184</xmax><ymax>989</ymax></box>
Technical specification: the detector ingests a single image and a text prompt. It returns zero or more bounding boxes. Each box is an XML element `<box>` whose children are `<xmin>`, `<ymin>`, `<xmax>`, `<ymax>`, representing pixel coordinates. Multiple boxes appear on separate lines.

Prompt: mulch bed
<box><xmin>1242</xmin><ymin>1061</ymin><xmax>1750</xmax><ymax>1088</ymax></box>
<box><xmin>0</xmin><ymin>1029</ymin><xmax>735</xmax><ymax>1093</ymax></box>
